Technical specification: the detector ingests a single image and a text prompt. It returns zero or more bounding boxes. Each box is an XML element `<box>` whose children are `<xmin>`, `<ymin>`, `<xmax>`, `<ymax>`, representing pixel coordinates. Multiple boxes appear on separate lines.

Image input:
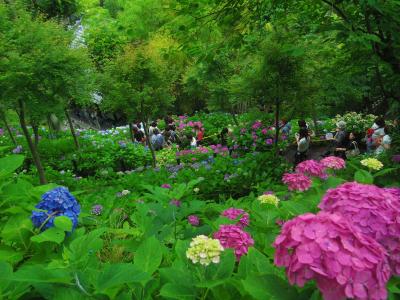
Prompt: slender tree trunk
<box><xmin>32</xmin><ymin>124</ymin><xmax>39</xmax><ymax>147</ymax></box>
<box><xmin>65</xmin><ymin>109</ymin><xmax>80</xmax><ymax>149</ymax></box>
<box><xmin>17</xmin><ymin>100</ymin><xmax>47</xmax><ymax>184</ymax></box>
<box><xmin>46</xmin><ymin>114</ymin><xmax>54</xmax><ymax>139</ymax></box>
<box><xmin>143</xmin><ymin>120</ymin><xmax>156</xmax><ymax>168</ymax></box>
<box><xmin>128</xmin><ymin>122</ymin><xmax>135</xmax><ymax>143</ymax></box>
<box><xmin>274</xmin><ymin>98</ymin><xmax>280</xmax><ymax>151</ymax></box>
<box><xmin>1</xmin><ymin>113</ymin><xmax>17</xmax><ymax>146</ymax></box>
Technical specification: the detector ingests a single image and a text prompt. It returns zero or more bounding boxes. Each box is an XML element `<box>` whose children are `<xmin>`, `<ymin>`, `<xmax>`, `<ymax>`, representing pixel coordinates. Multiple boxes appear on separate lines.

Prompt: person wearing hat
<box><xmin>333</xmin><ymin>121</ymin><xmax>348</xmax><ymax>159</ymax></box>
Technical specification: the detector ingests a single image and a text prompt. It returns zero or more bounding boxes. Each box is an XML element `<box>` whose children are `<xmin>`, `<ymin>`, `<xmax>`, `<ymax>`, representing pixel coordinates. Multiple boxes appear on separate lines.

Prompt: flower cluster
<box><xmin>188</xmin><ymin>215</ymin><xmax>200</xmax><ymax>226</ymax></box>
<box><xmin>320</xmin><ymin>156</ymin><xmax>346</xmax><ymax>170</ymax></box>
<box><xmin>12</xmin><ymin>145</ymin><xmax>23</xmax><ymax>154</ymax></box>
<box><xmin>91</xmin><ymin>204</ymin><xmax>103</xmax><ymax>216</ymax></box>
<box><xmin>169</xmin><ymin>199</ymin><xmax>181</xmax><ymax>207</ymax></box>
<box><xmin>117</xmin><ymin>189</ymin><xmax>130</xmax><ymax>197</ymax></box>
<box><xmin>176</xmin><ymin>147</ymin><xmax>209</xmax><ymax>157</ymax></box>
<box><xmin>161</xmin><ymin>184</ymin><xmax>171</xmax><ymax>189</ymax></box>
<box><xmin>319</xmin><ymin>182</ymin><xmax>400</xmax><ymax>275</ymax></box>
<box><xmin>186</xmin><ymin>235</ymin><xmax>224</xmax><ymax>266</ymax></box>
<box><xmin>282</xmin><ymin>173</ymin><xmax>312</xmax><ymax>192</ymax></box>
<box><xmin>31</xmin><ymin>187</ymin><xmax>81</xmax><ymax>231</ymax></box>
<box><xmin>210</xmin><ymin>144</ymin><xmax>229</xmax><ymax>155</ymax></box>
<box><xmin>361</xmin><ymin>158</ymin><xmax>383</xmax><ymax>171</ymax></box>
<box><xmin>213</xmin><ymin>225</ymin><xmax>254</xmax><ymax>261</ymax></box>
<box><xmin>392</xmin><ymin>154</ymin><xmax>400</xmax><ymax>164</ymax></box>
<box><xmin>221</xmin><ymin>208</ymin><xmax>250</xmax><ymax>227</ymax></box>
<box><xmin>257</xmin><ymin>194</ymin><xmax>280</xmax><ymax>206</ymax></box>
<box><xmin>274</xmin><ymin>212</ymin><xmax>390</xmax><ymax>300</ymax></box>
<box><xmin>296</xmin><ymin>160</ymin><xmax>327</xmax><ymax>178</ymax></box>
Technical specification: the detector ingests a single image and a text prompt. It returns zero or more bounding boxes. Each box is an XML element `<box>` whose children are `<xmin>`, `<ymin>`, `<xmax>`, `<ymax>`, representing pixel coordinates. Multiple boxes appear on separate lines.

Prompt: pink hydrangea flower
<box><xmin>161</xmin><ymin>184</ymin><xmax>171</xmax><ymax>189</ymax></box>
<box><xmin>296</xmin><ymin>160</ymin><xmax>327</xmax><ymax>178</ymax></box>
<box><xmin>383</xmin><ymin>187</ymin><xmax>400</xmax><ymax>204</ymax></box>
<box><xmin>261</xmin><ymin>128</ymin><xmax>268</xmax><ymax>135</ymax></box>
<box><xmin>320</xmin><ymin>182</ymin><xmax>400</xmax><ymax>275</ymax></box>
<box><xmin>266</xmin><ymin>139</ymin><xmax>273</xmax><ymax>145</ymax></box>
<box><xmin>252</xmin><ymin>121</ymin><xmax>262</xmax><ymax>130</ymax></box>
<box><xmin>274</xmin><ymin>212</ymin><xmax>390</xmax><ymax>300</ymax></box>
<box><xmin>320</xmin><ymin>156</ymin><xmax>346</xmax><ymax>170</ymax></box>
<box><xmin>169</xmin><ymin>199</ymin><xmax>181</xmax><ymax>207</ymax></box>
<box><xmin>213</xmin><ymin>224</ymin><xmax>254</xmax><ymax>261</ymax></box>
<box><xmin>282</xmin><ymin>173</ymin><xmax>312</xmax><ymax>191</ymax></box>
<box><xmin>188</xmin><ymin>215</ymin><xmax>200</xmax><ymax>226</ymax></box>
<box><xmin>221</xmin><ymin>208</ymin><xmax>250</xmax><ymax>227</ymax></box>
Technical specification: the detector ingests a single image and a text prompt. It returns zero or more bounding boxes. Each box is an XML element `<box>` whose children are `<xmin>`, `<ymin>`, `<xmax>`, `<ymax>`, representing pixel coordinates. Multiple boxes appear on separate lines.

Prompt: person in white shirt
<box><xmin>367</xmin><ymin>117</ymin><xmax>385</xmax><ymax>153</ymax></box>
<box><xmin>375</xmin><ymin>126</ymin><xmax>391</xmax><ymax>155</ymax></box>
<box><xmin>294</xmin><ymin>128</ymin><xmax>310</xmax><ymax>167</ymax></box>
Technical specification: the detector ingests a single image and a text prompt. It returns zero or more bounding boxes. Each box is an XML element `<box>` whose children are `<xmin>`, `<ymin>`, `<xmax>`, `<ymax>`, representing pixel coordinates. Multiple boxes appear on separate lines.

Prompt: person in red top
<box><xmin>194</xmin><ymin>125</ymin><xmax>204</xmax><ymax>145</ymax></box>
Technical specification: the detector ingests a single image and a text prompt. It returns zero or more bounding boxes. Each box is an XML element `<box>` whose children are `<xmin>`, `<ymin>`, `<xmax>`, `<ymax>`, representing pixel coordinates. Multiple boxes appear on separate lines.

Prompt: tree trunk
<box><xmin>65</xmin><ymin>109</ymin><xmax>80</xmax><ymax>149</ymax></box>
<box><xmin>274</xmin><ymin>98</ymin><xmax>280</xmax><ymax>151</ymax></box>
<box><xmin>128</xmin><ymin>123</ymin><xmax>135</xmax><ymax>143</ymax></box>
<box><xmin>17</xmin><ymin>100</ymin><xmax>47</xmax><ymax>184</ymax></box>
<box><xmin>143</xmin><ymin>121</ymin><xmax>157</xmax><ymax>168</ymax></box>
<box><xmin>32</xmin><ymin>124</ymin><xmax>39</xmax><ymax>147</ymax></box>
<box><xmin>1</xmin><ymin>113</ymin><xmax>17</xmax><ymax>146</ymax></box>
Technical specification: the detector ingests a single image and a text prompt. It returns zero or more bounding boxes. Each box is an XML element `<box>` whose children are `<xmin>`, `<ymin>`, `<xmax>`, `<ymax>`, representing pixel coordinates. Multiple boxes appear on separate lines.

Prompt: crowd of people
<box><xmin>293</xmin><ymin>116</ymin><xmax>394</xmax><ymax>167</ymax></box>
<box><xmin>129</xmin><ymin>115</ymin><xmax>395</xmax><ymax>168</ymax></box>
<box><xmin>129</xmin><ymin>116</ymin><xmax>210</xmax><ymax>151</ymax></box>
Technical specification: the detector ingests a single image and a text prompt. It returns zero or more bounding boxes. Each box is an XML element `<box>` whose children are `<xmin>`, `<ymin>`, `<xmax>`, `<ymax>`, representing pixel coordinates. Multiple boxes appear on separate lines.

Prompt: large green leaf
<box><xmin>13</xmin><ymin>265</ymin><xmax>72</xmax><ymax>284</ymax></box>
<box><xmin>0</xmin><ymin>246</ymin><xmax>24</xmax><ymax>265</ymax></box>
<box><xmin>96</xmin><ymin>263</ymin><xmax>151</xmax><ymax>292</ymax></box>
<box><xmin>31</xmin><ymin>227</ymin><xmax>65</xmax><ymax>244</ymax></box>
<box><xmin>0</xmin><ymin>155</ymin><xmax>24</xmax><ymax>179</ymax></box>
<box><xmin>54</xmin><ymin>216</ymin><xmax>73</xmax><ymax>232</ymax></box>
<box><xmin>198</xmin><ymin>249</ymin><xmax>235</xmax><ymax>288</ymax></box>
<box><xmin>241</xmin><ymin>274</ymin><xmax>298</xmax><ymax>300</ymax></box>
<box><xmin>134</xmin><ymin>235</ymin><xmax>164</xmax><ymax>275</ymax></box>
<box><xmin>159</xmin><ymin>283</ymin><xmax>196</xmax><ymax>300</ymax></box>
<box><xmin>354</xmin><ymin>169</ymin><xmax>374</xmax><ymax>184</ymax></box>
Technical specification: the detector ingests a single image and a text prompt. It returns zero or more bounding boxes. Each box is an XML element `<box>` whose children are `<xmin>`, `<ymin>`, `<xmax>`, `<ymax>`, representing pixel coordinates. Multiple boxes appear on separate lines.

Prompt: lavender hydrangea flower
<box><xmin>91</xmin><ymin>204</ymin><xmax>103</xmax><ymax>216</ymax></box>
<box><xmin>12</xmin><ymin>145</ymin><xmax>23</xmax><ymax>154</ymax></box>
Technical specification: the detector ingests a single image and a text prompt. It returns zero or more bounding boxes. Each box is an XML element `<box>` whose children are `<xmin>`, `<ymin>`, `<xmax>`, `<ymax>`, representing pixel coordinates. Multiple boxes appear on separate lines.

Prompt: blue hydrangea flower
<box><xmin>31</xmin><ymin>187</ymin><xmax>80</xmax><ymax>231</ymax></box>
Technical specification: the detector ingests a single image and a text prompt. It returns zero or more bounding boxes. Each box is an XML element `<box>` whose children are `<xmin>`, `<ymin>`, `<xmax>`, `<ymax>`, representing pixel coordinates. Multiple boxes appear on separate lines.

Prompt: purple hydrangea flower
<box><xmin>91</xmin><ymin>204</ymin><xmax>103</xmax><ymax>216</ymax></box>
<box><xmin>12</xmin><ymin>145</ymin><xmax>23</xmax><ymax>154</ymax></box>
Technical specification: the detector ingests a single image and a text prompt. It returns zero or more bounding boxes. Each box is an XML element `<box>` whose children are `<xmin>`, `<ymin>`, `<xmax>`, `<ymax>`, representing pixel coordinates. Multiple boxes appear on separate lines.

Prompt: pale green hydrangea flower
<box><xmin>186</xmin><ymin>235</ymin><xmax>224</xmax><ymax>266</ymax></box>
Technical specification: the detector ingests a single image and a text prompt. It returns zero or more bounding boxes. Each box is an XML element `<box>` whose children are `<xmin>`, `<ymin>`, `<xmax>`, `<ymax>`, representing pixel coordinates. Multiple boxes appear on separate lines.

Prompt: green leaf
<box><xmin>31</xmin><ymin>227</ymin><xmax>65</xmax><ymax>244</ymax></box>
<box><xmin>0</xmin><ymin>155</ymin><xmax>24</xmax><ymax>178</ymax></box>
<box><xmin>354</xmin><ymin>169</ymin><xmax>374</xmax><ymax>184</ymax></box>
<box><xmin>241</xmin><ymin>274</ymin><xmax>298</xmax><ymax>300</ymax></box>
<box><xmin>160</xmin><ymin>283</ymin><xmax>196</xmax><ymax>300</ymax></box>
<box><xmin>134</xmin><ymin>235</ymin><xmax>164</xmax><ymax>275</ymax></box>
<box><xmin>0</xmin><ymin>246</ymin><xmax>24</xmax><ymax>265</ymax></box>
<box><xmin>0</xmin><ymin>261</ymin><xmax>13</xmax><ymax>291</ymax></box>
<box><xmin>54</xmin><ymin>216</ymin><xmax>73</xmax><ymax>232</ymax></box>
<box><xmin>96</xmin><ymin>263</ymin><xmax>151</xmax><ymax>291</ymax></box>
<box><xmin>13</xmin><ymin>265</ymin><xmax>71</xmax><ymax>283</ymax></box>
<box><xmin>198</xmin><ymin>249</ymin><xmax>235</xmax><ymax>288</ymax></box>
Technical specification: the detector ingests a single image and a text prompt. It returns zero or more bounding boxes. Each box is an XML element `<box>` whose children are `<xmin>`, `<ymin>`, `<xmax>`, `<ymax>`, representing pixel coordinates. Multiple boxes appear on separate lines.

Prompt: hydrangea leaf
<box><xmin>134</xmin><ymin>235</ymin><xmax>164</xmax><ymax>276</ymax></box>
<box><xmin>95</xmin><ymin>263</ymin><xmax>151</xmax><ymax>292</ymax></box>
<box><xmin>241</xmin><ymin>274</ymin><xmax>298</xmax><ymax>300</ymax></box>
<box><xmin>354</xmin><ymin>170</ymin><xmax>374</xmax><ymax>184</ymax></box>
<box><xmin>31</xmin><ymin>227</ymin><xmax>65</xmax><ymax>244</ymax></box>
<box><xmin>159</xmin><ymin>283</ymin><xmax>196</xmax><ymax>300</ymax></box>
<box><xmin>0</xmin><ymin>155</ymin><xmax>24</xmax><ymax>179</ymax></box>
<box><xmin>54</xmin><ymin>216</ymin><xmax>73</xmax><ymax>232</ymax></box>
